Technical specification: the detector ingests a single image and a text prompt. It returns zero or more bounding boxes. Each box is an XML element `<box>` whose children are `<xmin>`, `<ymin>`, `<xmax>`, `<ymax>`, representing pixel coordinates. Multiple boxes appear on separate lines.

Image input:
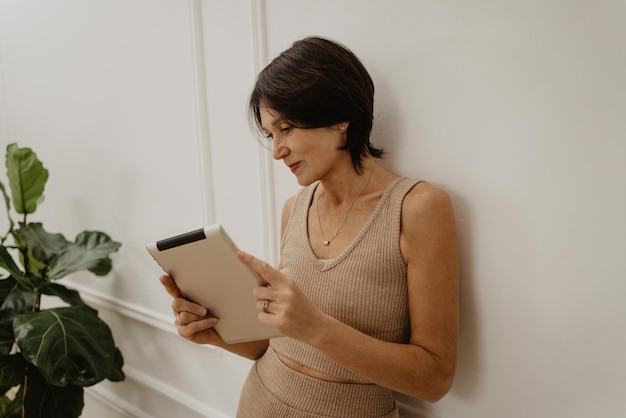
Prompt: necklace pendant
<box><xmin>323</xmin><ymin>240</ymin><xmax>330</xmax><ymax>246</ymax></box>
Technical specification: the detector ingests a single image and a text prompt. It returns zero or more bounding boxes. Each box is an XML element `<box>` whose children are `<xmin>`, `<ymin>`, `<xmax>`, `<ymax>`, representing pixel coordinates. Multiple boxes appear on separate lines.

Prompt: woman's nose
<box><xmin>272</xmin><ymin>140</ymin><xmax>289</xmax><ymax>160</ymax></box>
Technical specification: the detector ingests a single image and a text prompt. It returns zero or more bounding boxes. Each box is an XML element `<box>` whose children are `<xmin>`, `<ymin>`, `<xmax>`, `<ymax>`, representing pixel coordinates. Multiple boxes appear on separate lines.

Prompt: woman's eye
<box><xmin>262</xmin><ymin>126</ymin><xmax>293</xmax><ymax>141</ymax></box>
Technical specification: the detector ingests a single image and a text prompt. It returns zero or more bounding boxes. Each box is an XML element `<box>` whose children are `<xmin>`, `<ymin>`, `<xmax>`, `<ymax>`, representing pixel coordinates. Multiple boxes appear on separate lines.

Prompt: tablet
<box><xmin>147</xmin><ymin>224</ymin><xmax>282</xmax><ymax>343</ymax></box>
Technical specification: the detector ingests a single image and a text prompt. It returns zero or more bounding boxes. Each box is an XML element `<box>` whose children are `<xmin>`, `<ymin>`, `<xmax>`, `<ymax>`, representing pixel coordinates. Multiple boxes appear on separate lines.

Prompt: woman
<box><xmin>160</xmin><ymin>36</ymin><xmax>458</xmax><ymax>417</ymax></box>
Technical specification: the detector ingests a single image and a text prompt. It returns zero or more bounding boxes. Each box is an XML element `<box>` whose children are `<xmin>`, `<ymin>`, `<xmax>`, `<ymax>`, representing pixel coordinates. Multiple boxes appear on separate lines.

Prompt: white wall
<box><xmin>1</xmin><ymin>1</ymin><xmax>624</xmax><ymax>417</ymax></box>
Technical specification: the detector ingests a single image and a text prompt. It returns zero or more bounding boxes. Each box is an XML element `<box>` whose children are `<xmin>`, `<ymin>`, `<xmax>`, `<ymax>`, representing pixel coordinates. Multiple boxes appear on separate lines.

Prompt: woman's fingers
<box><xmin>171</xmin><ymin>296</ymin><xmax>207</xmax><ymax>315</ymax></box>
<box><xmin>175</xmin><ymin>309</ymin><xmax>211</xmax><ymax>326</ymax></box>
<box><xmin>172</xmin><ymin>297</ymin><xmax>208</xmax><ymax>327</ymax></box>
<box><xmin>159</xmin><ymin>274</ymin><xmax>224</xmax><ymax>346</ymax></box>
<box><xmin>177</xmin><ymin>317</ymin><xmax>219</xmax><ymax>340</ymax></box>
<box><xmin>164</xmin><ymin>276</ymin><xmax>209</xmax><ymax>328</ymax></box>
<box><xmin>237</xmin><ymin>250</ymin><xmax>284</xmax><ymax>286</ymax></box>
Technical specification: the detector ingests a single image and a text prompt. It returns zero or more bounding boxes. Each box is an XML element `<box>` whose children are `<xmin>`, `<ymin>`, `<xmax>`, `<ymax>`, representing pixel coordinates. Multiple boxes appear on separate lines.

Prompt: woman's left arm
<box><xmin>240</xmin><ymin>183</ymin><xmax>458</xmax><ymax>402</ymax></box>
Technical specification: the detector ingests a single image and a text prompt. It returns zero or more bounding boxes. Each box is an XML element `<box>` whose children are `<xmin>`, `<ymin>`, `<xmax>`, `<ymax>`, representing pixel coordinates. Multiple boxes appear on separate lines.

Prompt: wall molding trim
<box><xmin>85</xmin><ymin>387</ymin><xmax>140</xmax><ymax>418</ymax></box>
<box><xmin>249</xmin><ymin>0</ymin><xmax>279</xmax><ymax>265</ymax></box>
<box><xmin>67</xmin><ymin>281</ymin><xmax>177</xmax><ymax>334</ymax></box>
<box><xmin>87</xmin><ymin>363</ymin><xmax>230</xmax><ymax>418</ymax></box>
<box><xmin>0</xmin><ymin>43</ymin><xmax>10</xmax><ymax>143</ymax></box>
<box><xmin>188</xmin><ymin>0</ymin><xmax>215</xmax><ymax>225</ymax></box>
<box><xmin>66</xmin><ymin>281</ymin><xmax>215</xmax><ymax>355</ymax></box>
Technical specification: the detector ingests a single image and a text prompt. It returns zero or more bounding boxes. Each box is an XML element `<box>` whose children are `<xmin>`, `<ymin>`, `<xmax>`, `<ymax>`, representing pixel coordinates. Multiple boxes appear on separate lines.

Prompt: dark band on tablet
<box><xmin>156</xmin><ymin>228</ymin><xmax>206</xmax><ymax>251</ymax></box>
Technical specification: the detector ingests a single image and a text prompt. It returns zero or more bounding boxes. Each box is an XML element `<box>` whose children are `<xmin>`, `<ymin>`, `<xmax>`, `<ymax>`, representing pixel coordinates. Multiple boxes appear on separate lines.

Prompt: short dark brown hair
<box><xmin>249</xmin><ymin>36</ymin><xmax>384</xmax><ymax>172</ymax></box>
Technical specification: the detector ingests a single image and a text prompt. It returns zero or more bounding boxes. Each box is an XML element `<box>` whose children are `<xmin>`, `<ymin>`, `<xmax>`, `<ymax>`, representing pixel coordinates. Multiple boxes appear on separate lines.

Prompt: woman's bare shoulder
<box><xmin>400</xmin><ymin>180</ymin><xmax>457</xmax><ymax>261</ymax></box>
<box><xmin>402</xmin><ymin>180</ymin><xmax>454</xmax><ymax>219</ymax></box>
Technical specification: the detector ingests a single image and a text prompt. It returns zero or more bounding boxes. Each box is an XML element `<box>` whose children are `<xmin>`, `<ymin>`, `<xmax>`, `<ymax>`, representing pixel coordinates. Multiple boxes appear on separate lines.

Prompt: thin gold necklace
<box><xmin>316</xmin><ymin>173</ymin><xmax>373</xmax><ymax>246</ymax></box>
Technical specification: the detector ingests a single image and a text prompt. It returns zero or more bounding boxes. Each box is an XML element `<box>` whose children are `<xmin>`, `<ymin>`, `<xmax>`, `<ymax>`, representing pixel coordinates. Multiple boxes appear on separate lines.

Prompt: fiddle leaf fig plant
<box><xmin>0</xmin><ymin>143</ymin><xmax>124</xmax><ymax>417</ymax></box>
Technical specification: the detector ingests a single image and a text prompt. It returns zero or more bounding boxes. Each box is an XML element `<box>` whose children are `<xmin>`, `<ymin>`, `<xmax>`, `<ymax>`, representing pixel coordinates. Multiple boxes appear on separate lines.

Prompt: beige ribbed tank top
<box><xmin>270</xmin><ymin>176</ymin><xmax>423</xmax><ymax>383</ymax></box>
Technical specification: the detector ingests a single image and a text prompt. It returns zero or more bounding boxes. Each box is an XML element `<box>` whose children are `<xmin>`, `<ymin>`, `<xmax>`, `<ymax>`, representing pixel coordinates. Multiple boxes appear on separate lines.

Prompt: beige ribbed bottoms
<box><xmin>237</xmin><ymin>347</ymin><xmax>399</xmax><ymax>418</ymax></box>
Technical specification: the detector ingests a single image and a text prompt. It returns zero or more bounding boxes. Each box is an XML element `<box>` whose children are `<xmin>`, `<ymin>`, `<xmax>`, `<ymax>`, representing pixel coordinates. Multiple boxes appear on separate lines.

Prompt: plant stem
<box><xmin>31</xmin><ymin>289</ymin><xmax>41</xmax><ymax>312</ymax></box>
<box><xmin>21</xmin><ymin>367</ymin><xmax>28</xmax><ymax>418</ymax></box>
<box><xmin>20</xmin><ymin>212</ymin><xmax>32</xmax><ymax>416</ymax></box>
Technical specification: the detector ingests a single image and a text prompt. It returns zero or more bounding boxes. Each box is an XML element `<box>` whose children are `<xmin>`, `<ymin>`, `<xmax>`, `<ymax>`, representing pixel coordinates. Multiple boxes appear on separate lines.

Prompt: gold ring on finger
<box><xmin>262</xmin><ymin>299</ymin><xmax>271</xmax><ymax>314</ymax></box>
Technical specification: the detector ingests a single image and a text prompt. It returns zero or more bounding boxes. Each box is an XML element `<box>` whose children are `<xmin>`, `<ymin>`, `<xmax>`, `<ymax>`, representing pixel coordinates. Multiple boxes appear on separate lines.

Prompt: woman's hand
<box><xmin>159</xmin><ymin>275</ymin><xmax>224</xmax><ymax>346</ymax></box>
<box><xmin>237</xmin><ymin>250</ymin><xmax>326</xmax><ymax>344</ymax></box>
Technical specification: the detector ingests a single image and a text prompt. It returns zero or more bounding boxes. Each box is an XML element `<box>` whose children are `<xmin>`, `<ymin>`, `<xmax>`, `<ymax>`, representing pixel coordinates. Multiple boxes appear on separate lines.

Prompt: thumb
<box><xmin>237</xmin><ymin>250</ymin><xmax>281</xmax><ymax>286</ymax></box>
<box><xmin>159</xmin><ymin>274</ymin><xmax>184</xmax><ymax>298</ymax></box>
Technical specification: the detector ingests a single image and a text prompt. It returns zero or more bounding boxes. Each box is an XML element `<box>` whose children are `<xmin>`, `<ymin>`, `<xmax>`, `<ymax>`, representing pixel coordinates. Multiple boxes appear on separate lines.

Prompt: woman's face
<box><xmin>260</xmin><ymin>107</ymin><xmax>347</xmax><ymax>186</ymax></box>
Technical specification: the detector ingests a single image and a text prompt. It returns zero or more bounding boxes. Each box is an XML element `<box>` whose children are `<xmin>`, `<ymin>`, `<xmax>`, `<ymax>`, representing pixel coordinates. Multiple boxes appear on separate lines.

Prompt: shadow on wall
<box><xmin>395</xmin><ymin>192</ymin><xmax>481</xmax><ymax>417</ymax></box>
<box><xmin>448</xmin><ymin>192</ymin><xmax>481</xmax><ymax>400</ymax></box>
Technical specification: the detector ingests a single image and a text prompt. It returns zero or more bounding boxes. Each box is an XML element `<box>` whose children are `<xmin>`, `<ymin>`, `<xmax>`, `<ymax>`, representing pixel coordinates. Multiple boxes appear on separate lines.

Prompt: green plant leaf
<box><xmin>88</xmin><ymin>257</ymin><xmax>113</xmax><ymax>276</ymax></box>
<box><xmin>39</xmin><ymin>283</ymin><xmax>91</xmax><ymax>309</ymax></box>
<box><xmin>0</xmin><ymin>250</ymin><xmax>24</xmax><ymax>287</ymax></box>
<box><xmin>0</xmin><ymin>276</ymin><xmax>15</xmax><ymax>307</ymax></box>
<box><xmin>23</xmin><ymin>367</ymin><xmax>83</xmax><ymax>418</ymax></box>
<box><xmin>0</xmin><ymin>324</ymin><xmax>14</xmax><ymax>356</ymax></box>
<box><xmin>0</xmin><ymin>384</ymin><xmax>22</xmax><ymax>418</ymax></box>
<box><xmin>0</xmin><ymin>280</ymin><xmax>34</xmax><ymax>324</ymax></box>
<box><xmin>0</xmin><ymin>277</ymin><xmax>16</xmax><ymax>354</ymax></box>
<box><xmin>5</xmin><ymin>144</ymin><xmax>48</xmax><ymax>215</ymax></box>
<box><xmin>0</xmin><ymin>183</ymin><xmax>14</xmax><ymax>237</ymax></box>
<box><xmin>0</xmin><ymin>394</ymin><xmax>14</xmax><ymax>417</ymax></box>
<box><xmin>108</xmin><ymin>346</ymin><xmax>125</xmax><ymax>382</ymax></box>
<box><xmin>0</xmin><ymin>354</ymin><xmax>25</xmax><ymax>387</ymax></box>
<box><xmin>46</xmin><ymin>231</ymin><xmax>121</xmax><ymax>281</ymax></box>
<box><xmin>18</xmin><ymin>223</ymin><xmax>69</xmax><ymax>265</ymax></box>
<box><xmin>13</xmin><ymin>305</ymin><xmax>125</xmax><ymax>387</ymax></box>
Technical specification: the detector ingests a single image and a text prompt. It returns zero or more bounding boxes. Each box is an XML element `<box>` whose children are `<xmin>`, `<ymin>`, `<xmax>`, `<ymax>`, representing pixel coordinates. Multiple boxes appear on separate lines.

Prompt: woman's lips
<box><xmin>288</xmin><ymin>162</ymin><xmax>300</xmax><ymax>173</ymax></box>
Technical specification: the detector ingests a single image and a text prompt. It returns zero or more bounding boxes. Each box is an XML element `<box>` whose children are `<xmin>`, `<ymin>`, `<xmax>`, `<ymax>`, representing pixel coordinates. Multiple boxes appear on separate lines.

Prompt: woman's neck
<box><xmin>318</xmin><ymin>158</ymin><xmax>383</xmax><ymax>205</ymax></box>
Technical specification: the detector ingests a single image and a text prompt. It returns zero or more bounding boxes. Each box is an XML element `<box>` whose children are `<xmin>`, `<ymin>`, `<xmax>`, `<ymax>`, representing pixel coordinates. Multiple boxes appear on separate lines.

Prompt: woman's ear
<box><xmin>338</xmin><ymin>122</ymin><xmax>349</xmax><ymax>131</ymax></box>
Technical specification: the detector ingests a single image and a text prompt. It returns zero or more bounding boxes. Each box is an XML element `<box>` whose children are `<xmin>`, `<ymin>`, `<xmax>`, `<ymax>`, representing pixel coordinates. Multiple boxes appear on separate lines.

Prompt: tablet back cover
<box><xmin>147</xmin><ymin>225</ymin><xmax>281</xmax><ymax>343</ymax></box>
